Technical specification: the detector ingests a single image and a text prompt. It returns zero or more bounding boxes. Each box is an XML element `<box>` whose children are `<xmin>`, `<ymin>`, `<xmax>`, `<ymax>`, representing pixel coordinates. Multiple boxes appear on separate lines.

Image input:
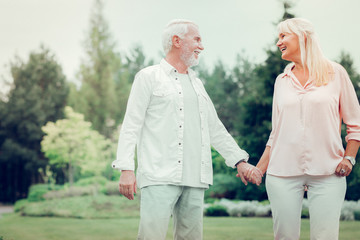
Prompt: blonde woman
<box><xmin>250</xmin><ymin>18</ymin><xmax>360</xmax><ymax>239</ymax></box>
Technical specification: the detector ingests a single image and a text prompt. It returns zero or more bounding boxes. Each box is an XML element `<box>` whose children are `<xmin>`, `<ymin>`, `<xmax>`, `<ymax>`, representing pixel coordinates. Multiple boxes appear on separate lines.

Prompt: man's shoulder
<box><xmin>137</xmin><ymin>64</ymin><xmax>161</xmax><ymax>76</ymax></box>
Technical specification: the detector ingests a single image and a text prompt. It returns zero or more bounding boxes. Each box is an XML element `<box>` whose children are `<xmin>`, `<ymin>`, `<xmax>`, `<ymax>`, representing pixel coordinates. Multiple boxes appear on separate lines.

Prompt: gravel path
<box><xmin>0</xmin><ymin>206</ymin><xmax>14</xmax><ymax>218</ymax></box>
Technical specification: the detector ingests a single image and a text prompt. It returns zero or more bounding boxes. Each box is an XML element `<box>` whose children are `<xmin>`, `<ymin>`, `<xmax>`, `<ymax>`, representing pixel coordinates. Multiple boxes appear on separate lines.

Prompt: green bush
<box><xmin>27</xmin><ymin>184</ymin><xmax>63</xmax><ymax>202</ymax></box>
<box><xmin>13</xmin><ymin>199</ymin><xmax>28</xmax><ymax>212</ymax></box>
<box><xmin>43</xmin><ymin>185</ymin><xmax>99</xmax><ymax>199</ymax></box>
<box><xmin>206</xmin><ymin>174</ymin><xmax>239</xmax><ymax>199</ymax></box>
<box><xmin>19</xmin><ymin>195</ymin><xmax>140</xmax><ymax>219</ymax></box>
<box><xmin>100</xmin><ymin>181</ymin><xmax>120</xmax><ymax>195</ymax></box>
<box><xmin>27</xmin><ymin>185</ymin><xmax>50</xmax><ymax>202</ymax></box>
<box><xmin>74</xmin><ymin>176</ymin><xmax>108</xmax><ymax>187</ymax></box>
<box><xmin>301</xmin><ymin>208</ymin><xmax>309</xmax><ymax>218</ymax></box>
<box><xmin>204</xmin><ymin>205</ymin><xmax>229</xmax><ymax>217</ymax></box>
<box><xmin>354</xmin><ymin>210</ymin><xmax>360</xmax><ymax>221</ymax></box>
<box><xmin>204</xmin><ymin>197</ymin><xmax>217</xmax><ymax>204</ymax></box>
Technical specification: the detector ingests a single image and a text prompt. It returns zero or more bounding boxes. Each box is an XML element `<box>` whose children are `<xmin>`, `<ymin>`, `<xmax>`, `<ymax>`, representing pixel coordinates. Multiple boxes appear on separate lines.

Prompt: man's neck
<box><xmin>165</xmin><ymin>55</ymin><xmax>188</xmax><ymax>74</ymax></box>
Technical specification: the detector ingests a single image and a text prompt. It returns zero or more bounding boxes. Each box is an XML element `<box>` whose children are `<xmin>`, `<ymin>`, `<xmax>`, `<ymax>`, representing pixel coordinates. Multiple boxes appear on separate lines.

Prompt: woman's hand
<box><xmin>236</xmin><ymin>162</ymin><xmax>263</xmax><ymax>186</ymax></box>
<box><xmin>335</xmin><ymin>159</ymin><xmax>353</xmax><ymax>177</ymax></box>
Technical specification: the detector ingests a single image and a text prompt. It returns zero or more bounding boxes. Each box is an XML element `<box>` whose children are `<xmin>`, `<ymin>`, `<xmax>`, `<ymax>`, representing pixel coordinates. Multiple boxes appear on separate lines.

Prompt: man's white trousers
<box><xmin>137</xmin><ymin>185</ymin><xmax>205</xmax><ymax>240</ymax></box>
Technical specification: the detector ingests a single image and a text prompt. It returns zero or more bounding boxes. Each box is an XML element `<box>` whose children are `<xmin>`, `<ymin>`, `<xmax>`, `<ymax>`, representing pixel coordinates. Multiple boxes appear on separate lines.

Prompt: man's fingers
<box><xmin>119</xmin><ymin>184</ymin><xmax>134</xmax><ymax>200</ymax></box>
<box><xmin>239</xmin><ymin>173</ymin><xmax>248</xmax><ymax>185</ymax></box>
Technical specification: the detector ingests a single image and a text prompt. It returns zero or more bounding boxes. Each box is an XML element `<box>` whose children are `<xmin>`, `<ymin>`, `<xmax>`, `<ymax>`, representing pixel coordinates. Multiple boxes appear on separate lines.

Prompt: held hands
<box><xmin>335</xmin><ymin>158</ymin><xmax>353</xmax><ymax>177</ymax></box>
<box><xmin>119</xmin><ymin>170</ymin><xmax>137</xmax><ymax>200</ymax></box>
<box><xmin>236</xmin><ymin>162</ymin><xmax>263</xmax><ymax>186</ymax></box>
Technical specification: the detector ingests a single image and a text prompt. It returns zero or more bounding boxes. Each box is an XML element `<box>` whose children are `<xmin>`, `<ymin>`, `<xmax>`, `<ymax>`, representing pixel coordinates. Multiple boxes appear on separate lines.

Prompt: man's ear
<box><xmin>172</xmin><ymin>35</ymin><xmax>181</xmax><ymax>48</ymax></box>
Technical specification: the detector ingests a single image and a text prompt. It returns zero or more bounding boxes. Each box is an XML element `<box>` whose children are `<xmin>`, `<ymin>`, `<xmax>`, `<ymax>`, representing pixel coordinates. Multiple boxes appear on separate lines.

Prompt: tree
<box><xmin>76</xmin><ymin>0</ymin><xmax>121</xmax><ymax>138</ymax></box>
<box><xmin>41</xmin><ymin>107</ymin><xmax>113</xmax><ymax>185</ymax></box>
<box><xmin>237</xmin><ymin>1</ymin><xmax>294</xmax><ymax>162</ymax></box>
<box><xmin>337</xmin><ymin>52</ymin><xmax>360</xmax><ymax>200</ymax></box>
<box><xmin>0</xmin><ymin>46</ymin><xmax>68</xmax><ymax>202</ymax></box>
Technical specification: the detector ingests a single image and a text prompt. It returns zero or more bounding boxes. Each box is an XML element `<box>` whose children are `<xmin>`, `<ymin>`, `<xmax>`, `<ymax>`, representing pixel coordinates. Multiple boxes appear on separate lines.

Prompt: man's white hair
<box><xmin>162</xmin><ymin>19</ymin><xmax>198</xmax><ymax>55</ymax></box>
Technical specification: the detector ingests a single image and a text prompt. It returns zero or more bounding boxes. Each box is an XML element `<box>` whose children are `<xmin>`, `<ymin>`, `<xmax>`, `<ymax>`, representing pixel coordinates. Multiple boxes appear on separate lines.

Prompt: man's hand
<box><xmin>236</xmin><ymin>162</ymin><xmax>263</xmax><ymax>186</ymax></box>
<box><xmin>119</xmin><ymin>170</ymin><xmax>137</xmax><ymax>200</ymax></box>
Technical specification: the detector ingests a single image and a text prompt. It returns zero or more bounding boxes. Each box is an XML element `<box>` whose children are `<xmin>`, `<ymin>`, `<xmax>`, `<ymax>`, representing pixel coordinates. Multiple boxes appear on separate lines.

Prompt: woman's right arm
<box><xmin>256</xmin><ymin>146</ymin><xmax>271</xmax><ymax>175</ymax></box>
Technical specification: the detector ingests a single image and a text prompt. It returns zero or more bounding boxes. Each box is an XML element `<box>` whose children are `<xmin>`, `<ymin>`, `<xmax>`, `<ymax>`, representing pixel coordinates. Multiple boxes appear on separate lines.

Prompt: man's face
<box><xmin>179</xmin><ymin>25</ymin><xmax>204</xmax><ymax>67</ymax></box>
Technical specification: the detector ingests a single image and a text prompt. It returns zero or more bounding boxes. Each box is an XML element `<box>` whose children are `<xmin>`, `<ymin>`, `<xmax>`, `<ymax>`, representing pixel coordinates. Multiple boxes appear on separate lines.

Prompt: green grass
<box><xmin>17</xmin><ymin>195</ymin><xmax>140</xmax><ymax>218</ymax></box>
<box><xmin>1</xmin><ymin>214</ymin><xmax>360</xmax><ymax>240</ymax></box>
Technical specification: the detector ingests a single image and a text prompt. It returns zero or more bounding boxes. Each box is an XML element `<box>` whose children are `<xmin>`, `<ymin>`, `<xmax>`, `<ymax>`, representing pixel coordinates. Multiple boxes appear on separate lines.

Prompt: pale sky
<box><xmin>0</xmin><ymin>0</ymin><xmax>359</xmax><ymax>93</ymax></box>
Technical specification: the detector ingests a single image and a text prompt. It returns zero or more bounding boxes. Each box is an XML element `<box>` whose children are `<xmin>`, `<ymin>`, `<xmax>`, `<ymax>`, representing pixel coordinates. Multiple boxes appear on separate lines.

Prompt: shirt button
<box><xmin>179</xmin><ymin>92</ymin><xmax>182</xmax><ymax>94</ymax></box>
<box><xmin>178</xmin><ymin>161</ymin><xmax>181</xmax><ymax>163</ymax></box>
<box><xmin>179</xmin><ymin>125</ymin><xmax>182</xmax><ymax>128</ymax></box>
<box><xmin>180</xmin><ymin>108</ymin><xmax>183</xmax><ymax>111</ymax></box>
<box><xmin>179</xmin><ymin>143</ymin><xmax>182</xmax><ymax>145</ymax></box>
<box><xmin>175</xmin><ymin>78</ymin><xmax>178</xmax><ymax>80</ymax></box>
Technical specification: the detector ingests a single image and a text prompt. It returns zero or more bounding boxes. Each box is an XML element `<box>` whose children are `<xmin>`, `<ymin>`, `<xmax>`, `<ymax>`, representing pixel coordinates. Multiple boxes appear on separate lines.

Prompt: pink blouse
<box><xmin>266</xmin><ymin>62</ymin><xmax>360</xmax><ymax>176</ymax></box>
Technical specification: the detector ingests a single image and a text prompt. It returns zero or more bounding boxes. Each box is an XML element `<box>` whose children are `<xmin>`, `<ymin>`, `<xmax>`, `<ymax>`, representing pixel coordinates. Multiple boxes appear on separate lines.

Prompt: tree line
<box><xmin>1</xmin><ymin>0</ymin><xmax>359</xmax><ymax>203</ymax></box>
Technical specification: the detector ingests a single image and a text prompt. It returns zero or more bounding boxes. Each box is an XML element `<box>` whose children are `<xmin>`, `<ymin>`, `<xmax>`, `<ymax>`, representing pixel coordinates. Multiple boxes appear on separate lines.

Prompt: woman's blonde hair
<box><xmin>278</xmin><ymin>18</ymin><xmax>333</xmax><ymax>86</ymax></box>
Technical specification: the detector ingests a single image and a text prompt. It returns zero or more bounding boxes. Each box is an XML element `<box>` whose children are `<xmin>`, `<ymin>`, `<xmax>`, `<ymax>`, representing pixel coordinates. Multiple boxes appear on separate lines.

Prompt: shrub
<box><xmin>204</xmin><ymin>205</ymin><xmax>229</xmax><ymax>217</ymax></box>
<box><xmin>340</xmin><ymin>200</ymin><xmax>360</xmax><ymax>221</ymax></box>
<box><xmin>43</xmin><ymin>185</ymin><xmax>99</xmax><ymax>199</ymax></box>
<box><xmin>226</xmin><ymin>200</ymin><xmax>271</xmax><ymax>217</ymax></box>
<box><xmin>19</xmin><ymin>195</ymin><xmax>140</xmax><ymax>219</ymax></box>
<box><xmin>301</xmin><ymin>208</ymin><xmax>309</xmax><ymax>218</ymax></box>
<box><xmin>13</xmin><ymin>199</ymin><xmax>28</xmax><ymax>213</ymax></box>
<box><xmin>354</xmin><ymin>210</ymin><xmax>360</xmax><ymax>221</ymax></box>
<box><xmin>206</xmin><ymin>174</ymin><xmax>239</xmax><ymax>199</ymax></box>
<box><xmin>74</xmin><ymin>176</ymin><xmax>108</xmax><ymax>187</ymax></box>
<box><xmin>100</xmin><ymin>181</ymin><xmax>120</xmax><ymax>195</ymax></box>
<box><xmin>204</xmin><ymin>197</ymin><xmax>217</xmax><ymax>204</ymax></box>
<box><xmin>27</xmin><ymin>184</ymin><xmax>64</xmax><ymax>202</ymax></box>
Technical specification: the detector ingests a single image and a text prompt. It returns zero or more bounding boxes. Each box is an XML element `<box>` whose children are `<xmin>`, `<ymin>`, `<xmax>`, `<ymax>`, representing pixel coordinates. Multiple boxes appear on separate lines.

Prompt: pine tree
<box><xmin>77</xmin><ymin>0</ymin><xmax>121</xmax><ymax>137</ymax></box>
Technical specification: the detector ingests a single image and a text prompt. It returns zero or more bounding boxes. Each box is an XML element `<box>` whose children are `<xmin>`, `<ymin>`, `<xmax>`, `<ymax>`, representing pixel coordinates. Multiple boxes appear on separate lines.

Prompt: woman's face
<box><xmin>276</xmin><ymin>32</ymin><xmax>301</xmax><ymax>62</ymax></box>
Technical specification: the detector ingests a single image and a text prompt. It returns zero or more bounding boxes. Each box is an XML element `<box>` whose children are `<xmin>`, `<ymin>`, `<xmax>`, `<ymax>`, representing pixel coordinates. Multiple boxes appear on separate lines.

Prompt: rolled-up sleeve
<box><xmin>339</xmin><ymin>65</ymin><xmax>360</xmax><ymax>142</ymax></box>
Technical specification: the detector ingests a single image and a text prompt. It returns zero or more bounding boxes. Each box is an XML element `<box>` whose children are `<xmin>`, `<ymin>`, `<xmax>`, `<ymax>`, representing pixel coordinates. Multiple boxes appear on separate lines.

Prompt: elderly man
<box><xmin>112</xmin><ymin>19</ymin><xmax>262</xmax><ymax>240</ymax></box>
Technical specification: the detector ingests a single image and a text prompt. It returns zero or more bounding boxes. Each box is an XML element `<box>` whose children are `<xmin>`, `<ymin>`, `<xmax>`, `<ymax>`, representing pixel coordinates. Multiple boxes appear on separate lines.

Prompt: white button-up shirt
<box><xmin>112</xmin><ymin>59</ymin><xmax>249</xmax><ymax>188</ymax></box>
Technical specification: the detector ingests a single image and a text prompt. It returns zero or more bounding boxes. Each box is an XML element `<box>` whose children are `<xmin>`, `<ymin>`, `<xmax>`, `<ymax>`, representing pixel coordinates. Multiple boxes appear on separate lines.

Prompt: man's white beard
<box><xmin>180</xmin><ymin>45</ymin><xmax>199</xmax><ymax>67</ymax></box>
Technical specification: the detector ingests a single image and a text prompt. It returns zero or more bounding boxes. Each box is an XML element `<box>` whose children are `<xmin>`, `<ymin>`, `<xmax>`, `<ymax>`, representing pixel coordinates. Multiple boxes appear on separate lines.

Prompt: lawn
<box><xmin>1</xmin><ymin>214</ymin><xmax>360</xmax><ymax>240</ymax></box>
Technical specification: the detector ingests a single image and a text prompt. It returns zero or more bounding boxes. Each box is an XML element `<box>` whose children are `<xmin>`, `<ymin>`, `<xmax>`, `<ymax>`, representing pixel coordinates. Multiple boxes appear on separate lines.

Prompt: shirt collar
<box><xmin>160</xmin><ymin>58</ymin><xmax>197</xmax><ymax>79</ymax></box>
<box><xmin>281</xmin><ymin>63</ymin><xmax>295</xmax><ymax>78</ymax></box>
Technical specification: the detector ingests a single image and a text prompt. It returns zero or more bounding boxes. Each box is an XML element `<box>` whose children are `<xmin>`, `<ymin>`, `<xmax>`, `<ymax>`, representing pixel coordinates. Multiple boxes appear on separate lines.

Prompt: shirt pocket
<box><xmin>149</xmin><ymin>82</ymin><xmax>176</xmax><ymax>111</ymax></box>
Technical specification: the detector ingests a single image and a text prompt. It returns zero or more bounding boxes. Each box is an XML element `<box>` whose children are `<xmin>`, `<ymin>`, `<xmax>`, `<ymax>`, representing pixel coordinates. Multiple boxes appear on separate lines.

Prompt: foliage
<box><xmin>74</xmin><ymin>0</ymin><xmax>125</xmax><ymax>138</ymax></box>
<box><xmin>207</xmin><ymin>198</ymin><xmax>271</xmax><ymax>217</ymax></box>
<box><xmin>100</xmin><ymin>181</ymin><xmax>120</xmax><ymax>196</ymax></box>
<box><xmin>41</xmin><ymin>107</ymin><xmax>113</xmax><ymax>185</ymax></box>
<box><xmin>0</xmin><ymin>46</ymin><xmax>69</xmax><ymax>202</ymax></box>
<box><xmin>206</xmin><ymin>174</ymin><xmax>239</xmax><ymax>199</ymax></box>
<box><xmin>27</xmin><ymin>184</ymin><xmax>63</xmax><ymax>202</ymax></box>
<box><xmin>205</xmin><ymin>174</ymin><xmax>267</xmax><ymax>201</ymax></box>
<box><xmin>16</xmin><ymin>195</ymin><xmax>139</xmax><ymax>219</ymax></box>
<box><xmin>337</xmin><ymin>51</ymin><xmax>360</xmax><ymax>201</ymax></box>
<box><xmin>73</xmin><ymin>176</ymin><xmax>108</xmax><ymax>187</ymax></box>
<box><xmin>204</xmin><ymin>205</ymin><xmax>229</xmax><ymax>217</ymax></box>
<box><xmin>340</xmin><ymin>200</ymin><xmax>360</xmax><ymax>221</ymax></box>
<box><xmin>13</xmin><ymin>199</ymin><xmax>28</xmax><ymax>213</ymax></box>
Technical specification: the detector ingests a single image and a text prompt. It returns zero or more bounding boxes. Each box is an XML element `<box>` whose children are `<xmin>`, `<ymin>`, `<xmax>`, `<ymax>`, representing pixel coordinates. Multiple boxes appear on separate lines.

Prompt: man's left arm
<box><xmin>202</xmin><ymin>84</ymin><xmax>262</xmax><ymax>185</ymax></box>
